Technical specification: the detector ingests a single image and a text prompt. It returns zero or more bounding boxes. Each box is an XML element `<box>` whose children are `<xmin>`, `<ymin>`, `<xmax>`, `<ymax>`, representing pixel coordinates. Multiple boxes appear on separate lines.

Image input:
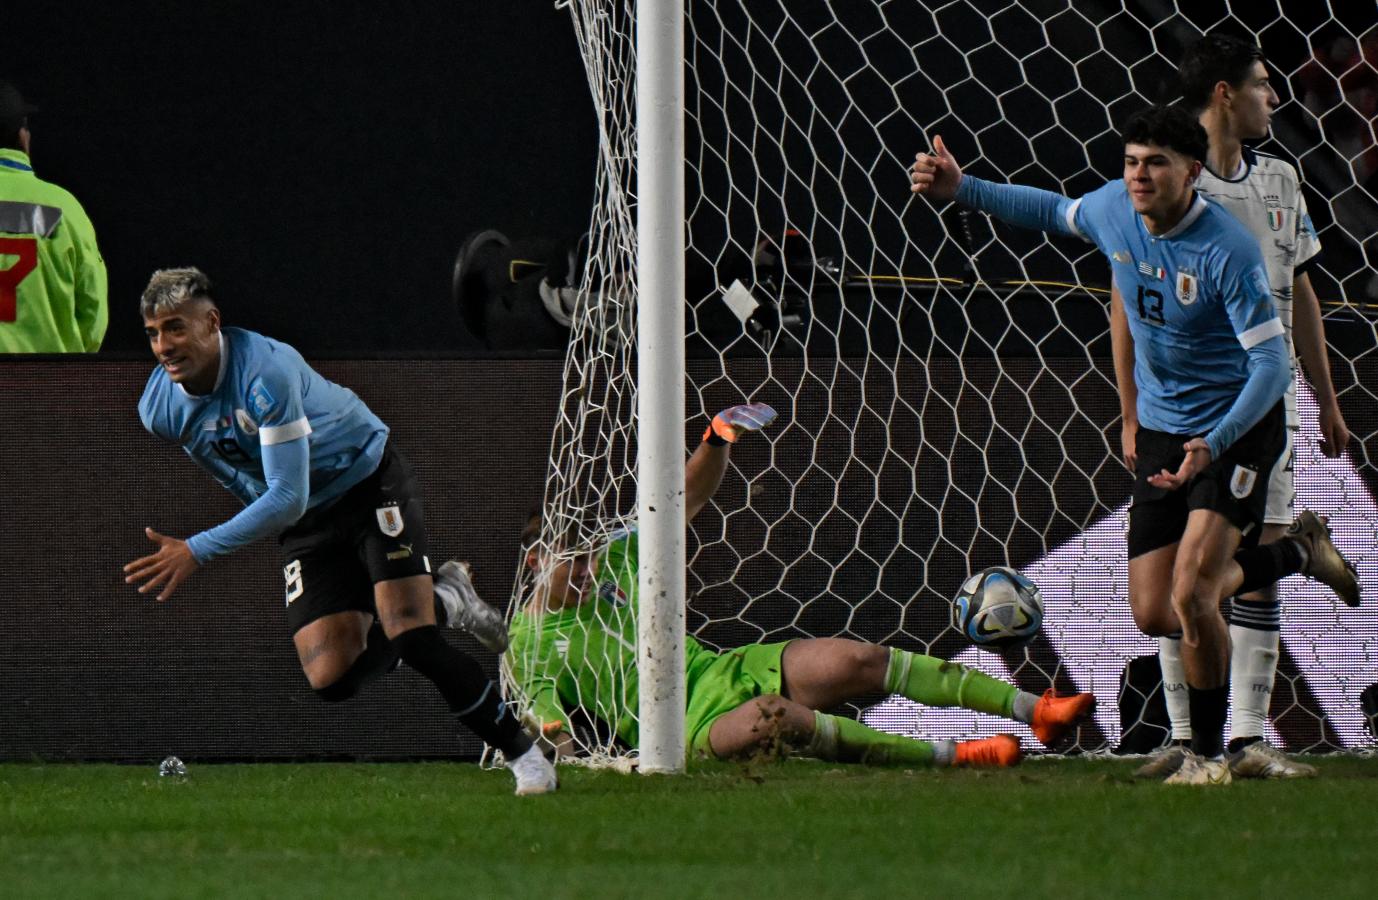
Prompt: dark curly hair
<box><xmin>1119</xmin><ymin>104</ymin><xmax>1209</xmax><ymax>164</ymax></box>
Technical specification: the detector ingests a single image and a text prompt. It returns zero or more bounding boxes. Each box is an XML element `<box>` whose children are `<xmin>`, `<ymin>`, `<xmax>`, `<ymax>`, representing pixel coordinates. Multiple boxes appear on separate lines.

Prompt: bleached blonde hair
<box><xmin>140</xmin><ymin>267</ymin><xmax>215</xmax><ymax>319</ymax></box>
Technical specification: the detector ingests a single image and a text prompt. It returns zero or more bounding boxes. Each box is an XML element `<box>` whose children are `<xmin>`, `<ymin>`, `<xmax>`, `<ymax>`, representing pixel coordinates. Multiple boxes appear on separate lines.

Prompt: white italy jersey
<box><xmin>1194</xmin><ymin>148</ymin><xmax>1321</xmax><ymax>429</ymax></box>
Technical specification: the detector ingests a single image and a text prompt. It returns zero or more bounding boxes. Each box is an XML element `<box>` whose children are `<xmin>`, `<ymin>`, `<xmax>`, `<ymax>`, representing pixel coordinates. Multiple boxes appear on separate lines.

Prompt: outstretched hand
<box><xmin>705</xmin><ymin>402</ymin><xmax>778</xmax><ymax>444</ymax></box>
<box><xmin>910</xmin><ymin>135</ymin><xmax>963</xmax><ymax>202</ymax></box>
<box><xmin>124</xmin><ymin>527</ymin><xmax>200</xmax><ymax>602</ymax></box>
<box><xmin>1146</xmin><ymin>438</ymin><xmax>1212</xmax><ymax>491</ymax></box>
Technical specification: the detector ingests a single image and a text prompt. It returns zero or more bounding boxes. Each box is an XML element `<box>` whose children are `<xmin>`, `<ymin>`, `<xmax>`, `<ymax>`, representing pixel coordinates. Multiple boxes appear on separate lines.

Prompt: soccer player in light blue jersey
<box><xmin>124</xmin><ymin>267</ymin><xmax>556</xmax><ymax>795</ymax></box>
<box><xmin>910</xmin><ymin>104</ymin><xmax>1358</xmax><ymax>784</ymax></box>
<box><xmin>1118</xmin><ymin>35</ymin><xmax>1357</xmax><ymax>782</ymax></box>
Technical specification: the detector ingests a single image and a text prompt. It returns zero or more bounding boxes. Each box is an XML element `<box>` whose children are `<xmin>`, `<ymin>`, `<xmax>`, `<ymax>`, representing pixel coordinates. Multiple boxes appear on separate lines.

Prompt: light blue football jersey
<box><xmin>1065</xmin><ymin>181</ymin><xmax>1283</xmax><ymax>443</ymax></box>
<box><xmin>139</xmin><ymin>328</ymin><xmax>388</xmax><ymax>551</ymax></box>
<box><xmin>953</xmin><ymin>174</ymin><xmax>1286</xmax><ymax>457</ymax></box>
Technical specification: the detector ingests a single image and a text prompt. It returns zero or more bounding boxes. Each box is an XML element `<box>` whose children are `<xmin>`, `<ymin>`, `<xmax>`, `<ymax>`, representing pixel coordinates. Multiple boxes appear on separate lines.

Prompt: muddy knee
<box><xmin>745</xmin><ymin>695</ymin><xmax>813</xmax><ymax>746</ymax></box>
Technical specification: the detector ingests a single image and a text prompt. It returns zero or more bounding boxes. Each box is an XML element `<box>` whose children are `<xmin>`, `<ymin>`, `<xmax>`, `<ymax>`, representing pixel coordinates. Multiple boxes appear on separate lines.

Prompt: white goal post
<box><xmin>509</xmin><ymin>0</ymin><xmax>1378</xmax><ymax>769</ymax></box>
<box><xmin>635</xmin><ymin>0</ymin><xmax>688</xmax><ymax>773</ymax></box>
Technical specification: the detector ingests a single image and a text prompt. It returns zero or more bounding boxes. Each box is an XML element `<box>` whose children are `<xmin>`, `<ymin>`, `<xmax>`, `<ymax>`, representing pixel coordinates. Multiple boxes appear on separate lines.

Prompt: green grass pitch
<box><xmin>3</xmin><ymin>756</ymin><xmax>1374</xmax><ymax>899</ymax></box>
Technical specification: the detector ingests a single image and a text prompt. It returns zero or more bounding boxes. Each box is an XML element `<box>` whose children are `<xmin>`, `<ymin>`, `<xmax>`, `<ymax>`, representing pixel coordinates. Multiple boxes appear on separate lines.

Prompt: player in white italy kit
<box><xmin>1112</xmin><ymin>35</ymin><xmax>1356</xmax><ymax>780</ymax></box>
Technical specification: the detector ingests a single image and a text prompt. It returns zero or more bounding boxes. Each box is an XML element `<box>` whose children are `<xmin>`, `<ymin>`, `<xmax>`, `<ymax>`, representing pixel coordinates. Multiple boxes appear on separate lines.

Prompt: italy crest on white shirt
<box><xmin>1265</xmin><ymin>196</ymin><xmax>1285</xmax><ymax>232</ymax></box>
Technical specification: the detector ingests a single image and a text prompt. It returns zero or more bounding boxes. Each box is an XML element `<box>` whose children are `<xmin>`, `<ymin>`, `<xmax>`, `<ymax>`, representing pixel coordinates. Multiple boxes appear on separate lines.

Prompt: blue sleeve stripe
<box><xmin>261</xmin><ymin>417</ymin><xmax>312</xmax><ymax>445</ymax></box>
<box><xmin>1238</xmin><ymin>318</ymin><xmax>1284</xmax><ymax>350</ymax></box>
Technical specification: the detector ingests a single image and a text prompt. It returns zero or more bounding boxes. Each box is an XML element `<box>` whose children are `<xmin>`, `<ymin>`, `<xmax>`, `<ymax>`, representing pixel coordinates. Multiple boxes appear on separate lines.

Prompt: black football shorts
<box><xmin>1127</xmin><ymin>402</ymin><xmax>1286</xmax><ymax>559</ymax></box>
<box><xmin>278</xmin><ymin>442</ymin><xmax>432</xmax><ymax>633</ymax></box>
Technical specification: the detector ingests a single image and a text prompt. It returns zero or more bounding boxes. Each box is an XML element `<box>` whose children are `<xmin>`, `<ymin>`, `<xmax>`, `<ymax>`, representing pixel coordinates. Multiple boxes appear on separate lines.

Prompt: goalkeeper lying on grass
<box><xmin>488</xmin><ymin>402</ymin><xmax>1094</xmax><ymax>768</ymax></box>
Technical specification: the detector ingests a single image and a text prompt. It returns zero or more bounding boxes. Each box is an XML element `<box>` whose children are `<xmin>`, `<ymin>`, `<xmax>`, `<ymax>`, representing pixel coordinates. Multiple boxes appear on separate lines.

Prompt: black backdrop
<box><xmin>1</xmin><ymin>1</ymin><xmax>598</xmax><ymax>355</ymax></box>
<box><xmin>1</xmin><ymin>359</ymin><xmax>563</xmax><ymax>761</ymax></box>
<box><xmin>4</xmin><ymin>2</ymin><xmax>1374</xmax><ymax>357</ymax></box>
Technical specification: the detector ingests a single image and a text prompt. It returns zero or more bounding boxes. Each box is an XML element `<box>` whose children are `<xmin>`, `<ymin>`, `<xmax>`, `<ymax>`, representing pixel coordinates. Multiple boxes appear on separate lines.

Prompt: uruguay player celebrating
<box><xmin>910</xmin><ymin>105</ymin><xmax>1358</xmax><ymax>784</ymax></box>
<box><xmin>1120</xmin><ymin>36</ymin><xmax>1358</xmax><ymax>783</ymax></box>
<box><xmin>125</xmin><ymin>267</ymin><xmax>556</xmax><ymax>795</ymax></box>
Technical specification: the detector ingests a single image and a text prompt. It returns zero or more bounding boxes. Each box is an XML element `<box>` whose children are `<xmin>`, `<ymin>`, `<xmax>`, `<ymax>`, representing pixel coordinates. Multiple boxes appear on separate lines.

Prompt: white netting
<box><xmin>507</xmin><ymin>0</ymin><xmax>1378</xmax><ymax>763</ymax></box>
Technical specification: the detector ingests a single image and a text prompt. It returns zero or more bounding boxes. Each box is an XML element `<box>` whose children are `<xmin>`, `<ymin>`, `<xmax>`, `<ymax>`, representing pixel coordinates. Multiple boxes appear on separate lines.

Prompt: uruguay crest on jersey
<box><xmin>375</xmin><ymin>502</ymin><xmax>404</xmax><ymax>537</ymax></box>
<box><xmin>1229</xmin><ymin>465</ymin><xmax>1258</xmax><ymax>499</ymax></box>
<box><xmin>234</xmin><ymin>408</ymin><xmax>259</xmax><ymax>435</ymax></box>
<box><xmin>1175</xmin><ymin>269</ymin><xmax>1198</xmax><ymax>305</ymax></box>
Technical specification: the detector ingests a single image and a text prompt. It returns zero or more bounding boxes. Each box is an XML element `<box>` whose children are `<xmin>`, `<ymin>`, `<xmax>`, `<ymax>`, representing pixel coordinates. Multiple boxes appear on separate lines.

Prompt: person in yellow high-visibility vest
<box><xmin>0</xmin><ymin>80</ymin><xmax>107</xmax><ymax>353</ymax></box>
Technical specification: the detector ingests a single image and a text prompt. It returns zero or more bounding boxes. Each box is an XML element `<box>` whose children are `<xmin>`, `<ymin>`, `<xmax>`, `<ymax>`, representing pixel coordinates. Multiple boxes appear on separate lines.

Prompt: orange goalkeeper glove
<box><xmin>703</xmin><ymin>402</ymin><xmax>777</xmax><ymax>444</ymax></box>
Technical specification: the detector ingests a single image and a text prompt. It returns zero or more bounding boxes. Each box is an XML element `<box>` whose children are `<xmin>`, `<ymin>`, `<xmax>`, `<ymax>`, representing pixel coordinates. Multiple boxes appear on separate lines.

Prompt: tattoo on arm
<box><xmin>298</xmin><ymin>641</ymin><xmax>331</xmax><ymax>667</ymax></box>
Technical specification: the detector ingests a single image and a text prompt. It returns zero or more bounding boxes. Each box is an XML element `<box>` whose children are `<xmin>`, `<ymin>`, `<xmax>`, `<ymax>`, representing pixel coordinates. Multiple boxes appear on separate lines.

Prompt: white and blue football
<box><xmin>953</xmin><ymin>566</ymin><xmax>1044</xmax><ymax>649</ymax></box>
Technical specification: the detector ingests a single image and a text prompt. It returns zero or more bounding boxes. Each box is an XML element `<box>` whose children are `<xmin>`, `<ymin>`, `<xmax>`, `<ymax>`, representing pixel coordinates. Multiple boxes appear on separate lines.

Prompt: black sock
<box><xmin>313</xmin><ymin>622</ymin><xmax>399</xmax><ymax>703</ymax></box>
<box><xmin>392</xmin><ymin>625</ymin><xmax>532</xmax><ymax>757</ymax></box>
<box><xmin>432</xmin><ymin>585</ymin><xmax>447</xmax><ymax>626</ymax></box>
<box><xmin>1233</xmin><ymin>541</ymin><xmax>1304</xmax><ymax>596</ymax></box>
<box><xmin>1228</xmin><ymin>735</ymin><xmax>1264</xmax><ymax>754</ymax></box>
<box><xmin>360</xmin><ymin>621</ymin><xmax>402</xmax><ymax>676</ymax></box>
<box><xmin>1187</xmin><ymin>685</ymin><xmax>1229</xmax><ymax>758</ymax></box>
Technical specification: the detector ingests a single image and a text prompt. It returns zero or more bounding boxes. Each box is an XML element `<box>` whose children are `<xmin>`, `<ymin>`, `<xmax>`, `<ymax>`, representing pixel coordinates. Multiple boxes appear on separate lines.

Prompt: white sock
<box><xmin>1012</xmin><ymin>691</ymin><xmax>1038</xmax><ymax>725</ymax></box>
<box><xmin>1229</xmin><ymin>600</ymin><xmax>1281</xmax><ymax>743</ymax></box>
<box><xmin>805</xmin><ymin>711</ymin><xmax>839</xmax><ymax>760</ymax></box>
<box><xmin>1158</xmin><ymin>634</ymin><xmax>1191</xmax><ymax>741</ymax></box>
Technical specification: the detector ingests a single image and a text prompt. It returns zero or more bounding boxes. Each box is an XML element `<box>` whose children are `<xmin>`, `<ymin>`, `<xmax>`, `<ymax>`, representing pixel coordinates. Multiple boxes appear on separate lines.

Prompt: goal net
<box><xmin>507</xmin><ymin>0</ymin><xmax>1378</xmax><ymax>764</ymax></box>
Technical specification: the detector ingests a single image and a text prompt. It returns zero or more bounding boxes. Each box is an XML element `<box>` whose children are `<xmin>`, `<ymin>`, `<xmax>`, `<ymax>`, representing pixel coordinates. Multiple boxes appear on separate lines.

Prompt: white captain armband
<box><xmin>1064</xmin><ymin>197</ymin><xmax>1087</xmax><ymax>240</ymax></box>
<box><xmin>1238</xmin><ymin>318</ymin><xmax>1284</xmax><ymax>351</ymax></box>
<box><xmin>260</xmin><ymin>417</ymin><xmax>312</xmax><ymax>446</ymax></box>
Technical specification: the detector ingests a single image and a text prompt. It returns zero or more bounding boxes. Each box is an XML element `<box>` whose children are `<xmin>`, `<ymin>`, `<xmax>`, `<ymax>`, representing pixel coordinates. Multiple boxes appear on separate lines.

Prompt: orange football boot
<box><xmin>955</xmin><ymin>734</ymin><xmax>1022</xmax><ymax>767</ymax></box>
<box><xmin>1030</xmin><ymin>690</ymin><xmax>1096</xmax><ymax>746</ymax></box>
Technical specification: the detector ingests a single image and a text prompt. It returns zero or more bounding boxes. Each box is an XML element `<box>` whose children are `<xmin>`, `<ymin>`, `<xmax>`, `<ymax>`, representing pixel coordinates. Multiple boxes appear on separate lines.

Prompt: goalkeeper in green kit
<box><xmin>500</xmin><ymin>402</ymin><xmax>1095</xmax><ymax>768</ymax></box>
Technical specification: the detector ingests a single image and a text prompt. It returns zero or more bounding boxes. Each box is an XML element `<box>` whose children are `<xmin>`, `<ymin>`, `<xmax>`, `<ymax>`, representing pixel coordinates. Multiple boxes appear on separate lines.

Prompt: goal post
<box><xmin>509</xmin><ymin>0</ymin><xmax>1378</xmax><ymax>768</ymax></box>
<box><xmin>635</xmin><ymin>0</ymin><xmax>688</xmax><ymax>774</ymax></box>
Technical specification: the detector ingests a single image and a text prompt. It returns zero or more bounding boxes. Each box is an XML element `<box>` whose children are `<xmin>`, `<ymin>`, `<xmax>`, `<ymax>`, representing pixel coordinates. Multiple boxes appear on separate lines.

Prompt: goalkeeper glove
<box><xmin>703</xmin><ymin>402</ymin><xmax>777</xmax><ymax>444</ymax></box>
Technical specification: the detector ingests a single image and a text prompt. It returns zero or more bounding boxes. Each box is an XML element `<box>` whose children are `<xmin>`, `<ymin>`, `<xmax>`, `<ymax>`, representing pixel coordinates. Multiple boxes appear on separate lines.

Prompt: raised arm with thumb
<box><xmin>910</xmin><ymin>134</ymin><xmax>964</xmax><ymax>202</ymax></box>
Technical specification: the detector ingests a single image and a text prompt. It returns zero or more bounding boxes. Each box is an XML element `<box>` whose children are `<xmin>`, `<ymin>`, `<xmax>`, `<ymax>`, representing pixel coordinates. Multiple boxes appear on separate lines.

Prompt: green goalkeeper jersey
<box><xmin>0</xmin><ymin>148</ymin><xmax>107</xmax><ymax>353</ymax></box>
<box><xmin>507</xmin><ymin>529</ymin><xmax>713</xmax><ymax>748</ymax></box>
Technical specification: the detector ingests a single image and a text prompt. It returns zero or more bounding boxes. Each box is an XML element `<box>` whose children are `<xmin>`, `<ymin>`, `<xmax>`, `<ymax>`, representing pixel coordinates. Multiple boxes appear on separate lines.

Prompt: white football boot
<box><xmin>1133</xmin><ymin>742</ymin><xmax>1190</xmax><ymax>779</ymax></box>
<box><xmin>435</xmin><ymin>560</ymin><xmax>510</xmax><ymax>653</ymax></box>
<box><xmin>1227</xmin><ymin>741</ymin><xmax>1318</xmax><ymax>779</ymax></box>
<box><xmin>509</xmin><ymin>744</ymin><xmax>559</xmax><ymax>796</ymax></box>
<box><xmin>1164</xmin><ymin>752</ymin><xmax>1232</xmax><ymax>785</ymax></box>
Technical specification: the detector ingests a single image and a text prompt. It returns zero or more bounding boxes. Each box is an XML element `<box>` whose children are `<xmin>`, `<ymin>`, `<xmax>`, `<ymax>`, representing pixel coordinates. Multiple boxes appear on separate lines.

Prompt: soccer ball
<box><xmin>953</xmin><ymin>566</ymin><xmax>1044</xmax><ymax>649</ymax></box>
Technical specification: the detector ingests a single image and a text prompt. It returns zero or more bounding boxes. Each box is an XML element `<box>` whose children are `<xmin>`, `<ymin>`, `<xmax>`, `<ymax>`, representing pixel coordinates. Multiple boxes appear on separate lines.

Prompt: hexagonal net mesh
<box><xmin>502</xmin><ymin>0</ymin><xmax>1378</xmax><ymax>766</ymax></box>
